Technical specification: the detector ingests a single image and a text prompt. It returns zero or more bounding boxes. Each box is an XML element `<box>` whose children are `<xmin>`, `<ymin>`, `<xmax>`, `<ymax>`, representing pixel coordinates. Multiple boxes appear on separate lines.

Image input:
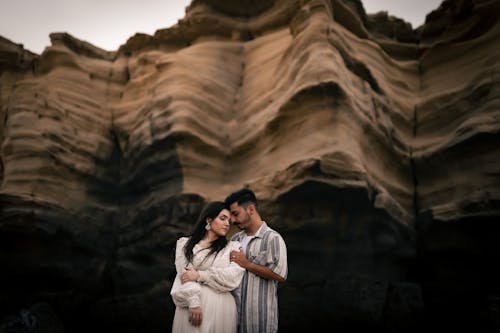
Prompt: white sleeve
<box><xmin>170</xmin><ymin>237</ymin><xmax>201</xmax><ymax>308</ymax></box>
<box><xmin>197</xmin><ymin>241</ymin><xmax>245</xmax><ymax>292</ymax></box>
<box><xmin>174</xmin><ymin>237</ymin><xmax>189</xmax><ymax>273</ymax></box>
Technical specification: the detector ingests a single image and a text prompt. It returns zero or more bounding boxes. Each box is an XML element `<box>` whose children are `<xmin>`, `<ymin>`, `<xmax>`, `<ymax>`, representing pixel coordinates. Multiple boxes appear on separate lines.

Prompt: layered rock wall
<box><xmin>1</xmin><ymin>0</ymin><xmax>499</xmax><ymax>331</ymax></box>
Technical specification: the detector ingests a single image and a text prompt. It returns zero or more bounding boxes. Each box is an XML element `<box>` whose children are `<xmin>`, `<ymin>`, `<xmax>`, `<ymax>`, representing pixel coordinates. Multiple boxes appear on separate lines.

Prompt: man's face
<box><xmin>229</xmin><ymin>202</ymin><xmax>252</xmax><ymax>230</ymax></box>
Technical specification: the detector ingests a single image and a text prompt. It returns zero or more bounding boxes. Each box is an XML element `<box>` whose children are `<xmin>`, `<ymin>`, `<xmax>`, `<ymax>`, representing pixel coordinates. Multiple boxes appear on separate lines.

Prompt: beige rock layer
<box><xmin>3</xmin><ymin>1</ymin><xmax>496</xmax><ymax>225</ymax></box>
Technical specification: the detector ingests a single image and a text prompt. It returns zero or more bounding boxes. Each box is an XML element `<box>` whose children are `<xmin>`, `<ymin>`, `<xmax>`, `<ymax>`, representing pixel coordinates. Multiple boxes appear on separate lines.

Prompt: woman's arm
<box><xmin>170</xmin><ymin>238</ymin><xmax>201</xmax><ymax>308</ymax></box>
<box><xmin>182</xmin><ymin>241</ymin><xmax>245</xmax><ymax>292</ymax></box>
<box><xmin>174</xmin><ymin>237</ymin><xmax>189</xmax><ymax>273</ymax></box>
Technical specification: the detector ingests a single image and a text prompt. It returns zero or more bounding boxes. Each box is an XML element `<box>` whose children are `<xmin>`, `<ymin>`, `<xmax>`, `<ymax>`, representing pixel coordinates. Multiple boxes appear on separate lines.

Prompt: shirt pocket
<box><xmin>248</xmin><ymin>250</ymin><xmax>268</xmax><ymax>265</ymax></box>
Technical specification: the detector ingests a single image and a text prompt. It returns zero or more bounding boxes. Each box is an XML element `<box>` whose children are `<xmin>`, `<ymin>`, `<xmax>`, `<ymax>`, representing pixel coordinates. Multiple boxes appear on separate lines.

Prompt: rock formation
<box><xmin>1</xmin><ymin>0</ymin><xmax>499</xmax><ymax>331</ymax></box>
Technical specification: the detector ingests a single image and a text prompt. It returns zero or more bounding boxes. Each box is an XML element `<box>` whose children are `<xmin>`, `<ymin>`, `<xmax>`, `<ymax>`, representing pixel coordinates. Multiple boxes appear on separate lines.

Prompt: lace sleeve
<box><xmin>170</xmin><ymin>237</ymin><xmax>201</xmax><ymax>308</ymax></box>
<box><xmin>197</xmin><ymin>241</ymin><xmax>245</xmax><ymax>292</ymax></box>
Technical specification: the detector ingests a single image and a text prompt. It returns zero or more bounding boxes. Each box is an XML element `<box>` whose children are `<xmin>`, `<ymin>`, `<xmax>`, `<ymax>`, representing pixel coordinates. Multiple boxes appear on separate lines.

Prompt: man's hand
<box><xmin>231</xmin><ymin>249</ymin><xmax>285</xmax><ymax>282</ymax></box>
<box><xmin>230</xmin><ymin>249</ymin><xmax>250</xmax><ymax>269</ymax></box>
<box><xmin>181</xmin><ymin>267</ymin><xmax>200</xmax><ymax>284</ymax></box>
<box><xmin>189</xmin><ymin>307</ymin><xmax>202</xmax><ymax>326</ymax></box>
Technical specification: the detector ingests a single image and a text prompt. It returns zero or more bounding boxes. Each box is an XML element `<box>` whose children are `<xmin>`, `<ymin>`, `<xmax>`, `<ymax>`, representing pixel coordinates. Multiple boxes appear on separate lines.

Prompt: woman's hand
<box><xmin>188</xmin><ymin>307</ymin><xmax>202</xmax><ymax>326</ymax></box>
<box><xmin>181</xmin><ymin>267</ymin><xmax>200</xmax><ymax>284</ymax></box>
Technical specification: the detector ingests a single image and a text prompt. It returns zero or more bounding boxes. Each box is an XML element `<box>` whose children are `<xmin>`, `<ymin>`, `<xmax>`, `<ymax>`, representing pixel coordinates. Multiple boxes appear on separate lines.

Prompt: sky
<box><xmin>0</xmin><ymin>0</ymin><xmax>443</xmax><ymax>54</ymax></box>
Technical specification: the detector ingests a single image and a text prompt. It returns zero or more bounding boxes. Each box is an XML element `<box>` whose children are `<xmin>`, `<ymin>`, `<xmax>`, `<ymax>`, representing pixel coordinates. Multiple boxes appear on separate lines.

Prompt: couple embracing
<box><xmin>170</xmin><ymin>188</ymin><xmax>288</xmax><ymax>333</ymax></box>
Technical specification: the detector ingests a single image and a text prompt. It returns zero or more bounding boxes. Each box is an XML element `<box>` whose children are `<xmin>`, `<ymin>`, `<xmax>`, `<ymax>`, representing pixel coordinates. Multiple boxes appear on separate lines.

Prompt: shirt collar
<box><xmin>253</xmin><ymin>221</ymin><xmax>268</xmax><ymax>239</ymax></box>
<box><xmin>234</xmin><ymin>221</ymin><xmax>269</xmax><ymax>241</ymax></box>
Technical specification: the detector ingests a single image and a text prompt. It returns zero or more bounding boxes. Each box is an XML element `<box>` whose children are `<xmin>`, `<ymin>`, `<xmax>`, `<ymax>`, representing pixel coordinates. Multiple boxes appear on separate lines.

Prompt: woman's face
<box><xmin>208</xmin><ymin>208</ymin><xmax>231</xmax><ymax>237</ymax></box>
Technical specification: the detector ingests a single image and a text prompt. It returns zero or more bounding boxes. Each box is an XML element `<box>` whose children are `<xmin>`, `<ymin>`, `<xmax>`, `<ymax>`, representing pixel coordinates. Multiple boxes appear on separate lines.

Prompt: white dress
<box><xmin>171</xmin><ymin>237</ymin><xmax>245</xmax><ymax>333</ymax></box>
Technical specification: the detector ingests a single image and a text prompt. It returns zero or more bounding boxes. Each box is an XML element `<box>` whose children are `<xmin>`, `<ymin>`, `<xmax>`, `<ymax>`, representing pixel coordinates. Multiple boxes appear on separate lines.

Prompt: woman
<box><xmin>171</xmin><ymin>201</ymin><xmax>245</xmax><ymax>333</ymax></box>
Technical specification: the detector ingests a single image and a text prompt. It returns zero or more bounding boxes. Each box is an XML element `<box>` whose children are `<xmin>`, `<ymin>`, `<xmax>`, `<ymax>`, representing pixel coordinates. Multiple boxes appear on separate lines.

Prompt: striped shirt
<box><xmin>231</xmin><ymin>222</ymin><xmax>288</xmax><ymax>333</ymax></box>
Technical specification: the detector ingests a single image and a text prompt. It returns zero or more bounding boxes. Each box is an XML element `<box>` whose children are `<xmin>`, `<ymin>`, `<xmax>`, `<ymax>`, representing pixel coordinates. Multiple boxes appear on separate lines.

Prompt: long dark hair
<box><xmin>184</xmin><ymin>201</ymin><xmax>228</xmax><ymax>263</ymax></box>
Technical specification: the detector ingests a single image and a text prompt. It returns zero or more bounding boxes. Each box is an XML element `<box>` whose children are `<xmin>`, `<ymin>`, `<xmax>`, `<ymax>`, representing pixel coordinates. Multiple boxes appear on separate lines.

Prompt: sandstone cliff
<box><xmin>1</xmin><ymin>0</ymin><xmax>499</xmax><ymax>331</ymax></box>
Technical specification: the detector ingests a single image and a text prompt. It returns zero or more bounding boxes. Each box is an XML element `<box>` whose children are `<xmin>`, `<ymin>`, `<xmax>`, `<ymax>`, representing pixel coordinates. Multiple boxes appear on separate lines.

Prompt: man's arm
<box><xmin>230</xmin><ymin>249</ymin><xmax>286</xmax><ymax>282</ymax></box>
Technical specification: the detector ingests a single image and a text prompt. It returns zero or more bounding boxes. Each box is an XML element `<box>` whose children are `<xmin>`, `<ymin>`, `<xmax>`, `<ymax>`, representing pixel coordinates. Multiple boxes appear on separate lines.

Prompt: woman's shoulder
<box><xmin>227</xmin><ymin>240</ymin><xmax>242</xmax><ymax>251</ymax></box>
<box><xmin>176</xmin><ymin>236</ymin><xmax>189</xmax><ymax>247</ymax></box>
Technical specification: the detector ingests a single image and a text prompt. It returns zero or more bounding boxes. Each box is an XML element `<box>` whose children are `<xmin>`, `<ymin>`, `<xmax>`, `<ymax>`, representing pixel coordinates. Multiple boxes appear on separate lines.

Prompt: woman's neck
<box><xmin>200</xmin><ymin>231</ymin><xmax>217</xmax><ymax>246</ymax></box>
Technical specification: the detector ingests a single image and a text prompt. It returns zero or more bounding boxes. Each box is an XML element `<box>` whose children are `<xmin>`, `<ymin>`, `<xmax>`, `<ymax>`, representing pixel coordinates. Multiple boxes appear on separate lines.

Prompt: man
<box><xmin>225</xmin><ymin>188</ymin><xmax>288</xmax><ymax>333</ymax></box>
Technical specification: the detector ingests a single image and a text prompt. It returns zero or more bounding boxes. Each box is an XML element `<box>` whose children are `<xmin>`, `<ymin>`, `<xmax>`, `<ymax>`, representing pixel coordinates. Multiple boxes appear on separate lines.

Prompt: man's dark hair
<box><xmin>224</xmin><ymin>188</ymin><xmax>258</xmax><ymax>209</ymax></box>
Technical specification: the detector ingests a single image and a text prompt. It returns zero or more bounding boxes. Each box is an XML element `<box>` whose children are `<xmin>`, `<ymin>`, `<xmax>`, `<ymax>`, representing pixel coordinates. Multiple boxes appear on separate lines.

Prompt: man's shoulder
<box><xmin>261</xmin><ymin>223</ymin><xmax>285</xmax><ymax>242</ymax></box>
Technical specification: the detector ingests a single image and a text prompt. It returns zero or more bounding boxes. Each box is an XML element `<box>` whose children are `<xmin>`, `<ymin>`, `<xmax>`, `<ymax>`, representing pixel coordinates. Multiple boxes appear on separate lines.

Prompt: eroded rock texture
<box><xmin>1</xmin><ymin>0</ymin><xmax>499</xmax><ymax>331</ymax></box>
